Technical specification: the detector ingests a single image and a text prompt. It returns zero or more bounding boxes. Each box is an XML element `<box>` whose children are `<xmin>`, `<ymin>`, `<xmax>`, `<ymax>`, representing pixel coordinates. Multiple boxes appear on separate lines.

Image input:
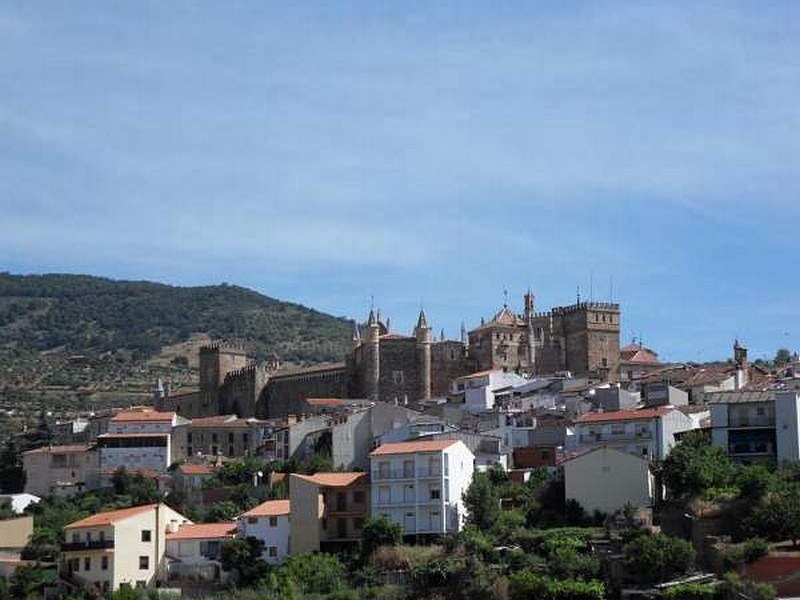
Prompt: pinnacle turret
<box><xmin>415</xmin><ymin>308</ymin><xmax>429</xmax><ymax>330</ymax></box>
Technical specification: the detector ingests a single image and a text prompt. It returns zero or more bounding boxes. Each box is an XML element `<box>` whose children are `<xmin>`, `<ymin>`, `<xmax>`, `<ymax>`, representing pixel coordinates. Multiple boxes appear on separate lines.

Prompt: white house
<box><xmin>573</xmin><ymin>406</ymin><xmax>695</xmax><ymax>460</ymax></box>
<box><xmin>562</xmin><ymin>446</ymin><xmax>655</xmax><ymax>515</ymax></box>
<box><xmin>709</xmin><ymin>390</ymin><xmax>800</xmax><ymax>463</ymax></box>
<box><xmin>237</xmin><ymin>499</ymin><xmax>290</xmax><ymax>564</ymax></box>
<box><xmin>369</xmin><ymin>439</ymin><xmax>474</xmax><ymax>536</ymax></box>
<box><xmin>96</xmin><ymin>410</ymin><xmax>189</xmax><ymax>475</ymax></box>
<box><xmin>452</xmin><ymin>370</ymin><xmax>528</xmax><ymax>414</ymax></box>
<box><xmin>0</xmin><ymin>493</ymin><xmax>41</xmax><ymax>515</ymax></box>
<box><xmin>165</xmin><ymin>522</ymin><xmax>237</xmax><ymax>585</ymax></box>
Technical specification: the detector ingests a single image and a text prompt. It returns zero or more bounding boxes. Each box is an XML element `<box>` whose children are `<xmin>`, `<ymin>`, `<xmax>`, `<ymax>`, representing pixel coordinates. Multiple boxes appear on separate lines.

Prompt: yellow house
<box><xmin>60</xmin><ymin>503</ymin><xmax>191</xmax><ymax>593</ymax></box>
<box><xmin>289</xmin><ymin>472</ymin><xmax>369</xmax><ymax>555</ymax></box>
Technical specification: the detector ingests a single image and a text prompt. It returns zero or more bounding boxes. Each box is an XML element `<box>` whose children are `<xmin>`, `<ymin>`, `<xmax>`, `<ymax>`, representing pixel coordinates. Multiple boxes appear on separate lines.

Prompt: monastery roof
<box><xmin>166</xmin><ymin>522</ymin><xmax>237</xmax><ymax>541</ymax></box>
<box><xmin>111</xmin><ymin>410</ymin><xmax>176</xmax><ymax>423</ymax></box>
<box><xmin>380</xmin><ymin>333</ymin><xmax>412</xmax><ymax>340</ymax></box>
<box><xmin>178</xmin><ymin>464</ymin><xmax>216</xmax><ymax>475</ymax></box>
<box><xmin>22</xmin><ymin>444</ymin><xmax>92</xmax><ymax>455</ymax></box>
<box><xmin>575</xmin><ymin>406</ymin><xmax>675</xmax><ymax>424</ymax></box>
<box><xmin>473</xmin><ymin>306</ymin><xmax>525</xmax><ymax>330</ymax></box>
<box><xmin>270</xmin><ymin>362</ymin><xmax>347</xmax><ymax>379</ymax></box>
<box><xmin>65</xmin><ymin>504</ymin><xmax>159</xmax><ymax>529</ymax></box>
<box><xmin>241</xmin><ymin>499</ymin><xmax>291</xmax><ymax>517</ymax></box>
<box><xmin>371</xmin><ymin>439</ymin><xmax>460</xmax><ymax>455</ymax></box>
<box><xmin>291</xmin><ymin>472</ymin><xmax>368</xmax><ymax>487</ymax></box>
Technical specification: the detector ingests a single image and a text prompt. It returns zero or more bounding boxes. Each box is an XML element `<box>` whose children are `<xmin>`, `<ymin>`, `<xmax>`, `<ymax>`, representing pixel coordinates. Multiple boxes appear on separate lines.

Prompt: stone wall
<box><xmin>260</xmin><ymin>366</ymin><xmax>349</xmax><ymax>418</ymax></box>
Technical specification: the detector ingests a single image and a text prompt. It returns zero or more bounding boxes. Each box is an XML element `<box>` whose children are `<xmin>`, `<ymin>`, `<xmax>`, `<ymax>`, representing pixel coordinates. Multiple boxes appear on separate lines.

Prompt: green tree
<box><xmin>463</xmin><ymin>471</ymin><xmax>501</xmax><ymax>531</ymax></box>
<box><xmin>746</xmin><ymin>483</ymin><xmax>800</xmax><ymax>546</ymax></box>
<box><xmin>660</xmin><ymin>438</ymin><xmax>735</xmax><ymax>499</ymax></box>
<box><xmin>280</xmin><ymin>553</ymin><xmax>346</xmax><ymax>595</ymax></box>
<box><xmin>220</xmin><ymin>537</ymin><xmax>267</xmax><ymax>586</ymax></box>
<box><xmin>360</xmin><ymin>515</ymin><xmax>402</xmax><ymax>562</ymax></box>
<box><xmin>775</xmin><ymin>348</ymin><xmax>792</xmax><ymax>366</ymax></box>
<box><xmin>623</xmin><ymin>533</ymin><xmax>695</xmax><ymax>585</ymax></box>
<box><xmin>207</xmin><ymin>501</ymin><xmax>240</xmax><ymax>523</ymax></box>
<box><xmin>0</xmin><ymin>438</ymin><xmax>26</xmax><ymax>493</ymax></box>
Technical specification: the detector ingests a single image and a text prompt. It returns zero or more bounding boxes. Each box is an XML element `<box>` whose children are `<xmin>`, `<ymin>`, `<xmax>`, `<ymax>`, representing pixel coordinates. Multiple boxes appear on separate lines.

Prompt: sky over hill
<box><xmin>1</xmin><ymin>2</ymin><xmax>799</xmax><ymax>363</ymax></box>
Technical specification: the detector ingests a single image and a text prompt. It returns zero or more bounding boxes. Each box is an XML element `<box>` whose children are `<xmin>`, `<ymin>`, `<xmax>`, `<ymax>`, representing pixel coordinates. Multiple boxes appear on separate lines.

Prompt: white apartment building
<box><xmin>60</xmin><ymin>503</ymin><xmax>191</xmax><ymax>592</ymax></box>
<box><xmin>369</xmin><ymin>440</ymin><xmax>474</xmax><ymax>536</ymax></box>
<box><xmin>96</xmin><ymin>410</ymin><xmax>188</xmax><ymax>474</ymax></box>
<box><xmin>573</xmin><ymin>406</ymin><xmax>695</xmax><ymax>460</ymax></box>
<box><xmin>165</xmin><ymin>522</ymin><xmax>237</xmax><ymax>585</ymax></box>
<box><xmin>709</xmin><ymin>390</ymin><xmax>800</xmax><ymax>463</ymax></box>
<box><xmin>451</xmin><ymin>370</ymin><xmax>527</xmax><ymax>414</ymax></box>
<box><xmin>237</xmin><ymin>499</ymin><xmax>290</xmax><ymax>564</ymax></box>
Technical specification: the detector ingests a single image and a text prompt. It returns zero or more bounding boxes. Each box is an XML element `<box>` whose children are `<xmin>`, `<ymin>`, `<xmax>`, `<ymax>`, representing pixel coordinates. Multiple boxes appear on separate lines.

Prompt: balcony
<box><xmin>728</xmin><ymin>416</ymin><xmax>774</xmax><ymax>428</ymax></box>
<box><xmin>61</xmin><ymin>539</ymin><xmax>115</xmax><ymax>552</ymax></box>
<box><xmin>416</xmin><ymin>468</ymin><xmax>443</xmax><ymax>479</ymax></box>
<box><xmin>374</xmin><ymin>469</ymin><xmax>416</xmax><ymax>480</ymax></box>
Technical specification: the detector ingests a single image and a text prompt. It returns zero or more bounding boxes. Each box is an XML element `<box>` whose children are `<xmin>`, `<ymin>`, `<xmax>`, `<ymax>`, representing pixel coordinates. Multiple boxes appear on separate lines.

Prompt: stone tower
<box><xmin>198</xmin><ymin>344</ymin><xmax>249</xmax><ymax>416</ymax></box>
<box><xmin>415</xmin><ymin>309</ymin><xmax>432</xmax><ymax>400</ymax></box>
<box><xmin>364</xmin><ymin>308</ymin><xmax>380</xmax><ymax>402</ymax></box>
<box><xmin>524</xmin><ymin>289</ymin><xmax>536</xmax><ymax>375</ymax></box>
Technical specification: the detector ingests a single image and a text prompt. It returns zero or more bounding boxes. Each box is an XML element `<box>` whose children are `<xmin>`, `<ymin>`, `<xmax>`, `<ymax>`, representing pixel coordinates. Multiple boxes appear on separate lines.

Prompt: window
<box><xmin>229</xmin><ymin>445</ymin><xmax>234</xmax><ymax>456</ymax></box>
<box><xmin>354</xmin><ymin>518</ymin><xmax>364</xmax><ymax>531</ymax></box>
<box><xmin>187</xmin><ymin>433</ymin><xmax>192</xmax><ymax>443</ymax></box>
<box><xmin>248</xmin><ymin>517</ymin><xmax>258</xmax><ymax>524</ymax></box>
<box><xmin>430</xmin><ymin>488</ymin><xmax>441</xmax><ymax>500</ymax></box>
<box><xmin>139</xmin><ymin>556</ymin><xmax>149</xmax><ymax>570</ymax></box>
<box><xmin>212</xmin><ymin>433</ymin><xmax>218</xmax><ymax>443</ymax></box>
<box><xmin>336</xmin><ymin>492</ymin><xmax>347</xmax><ymax>511</ymax></box>
<box><xmin>72</xmin><ymin>533</ymin><xmax>79</xmax><ymax>544</ymax></box>
<box><xmin>99</xmin><ymin>531</ymin><xmax>105</xmax><ymax>542</ymax></box>
<box><xmin>378</xmin><ymin>461</ymin><xmax>390</xmax><ymax>478</ymax></box>
<box><xmin>212</xmin><ymin>445</ymin><xmax>218</xmax><ymax>455</ymax></box>
<box><xmin>353</xmin><ymin>490</ymin><xmax>365</xmax><ymax>504</ymax></box>
<box><xmin>101</xmin><ymin>556</ymin><xmax>109</xmax><ymax>571</ymax></box>
<box><xmin>86</xmin><ymin>532</ymin><xmax>92</xmax><ymax>542</ymax></box>
<box><xmin>228</xmin><ymin>432</ymin><xmax>234</xmax><ymax>443</ymax></box>
<box><xmin>601</xmin><ymin>466</ymin><xmax>611</xmax><ymax>473</ymax></box>
<box><xmin>187</xmin><ymin>446</ymin><xmax>193</xmax><ymax>455</ymax></box>
<box><xmin>84</xmin><ymin>557</ymin><xmax>91</xmax><ymax>571</ymax></box>
<box><xmin>268</xmin><ymin>546</ymin><xmax>277</xmax><ymax>557</ymax></box>
<box><xmin>141</xmin><ymin>530</ymin><xmax>152</xmax><ymax>542</ymax></box>
<box><xmin>269</xmin><ymin>516</ymin><xmax>278</xmax><ymax>527</ymax></box>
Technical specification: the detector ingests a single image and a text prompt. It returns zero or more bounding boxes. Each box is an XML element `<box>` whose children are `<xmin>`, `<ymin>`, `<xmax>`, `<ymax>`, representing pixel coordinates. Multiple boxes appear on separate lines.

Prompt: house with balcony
<box><xmin>237</xmin><ymin>500</ymin><xmax>291</xmax><ymax>563</ymax></box>
<box><xmin>573</xmin><ymin>406</ymin><xmax>695</xmax><ymax>460</ymax></box>
<box><xmin>289</xmin><ymin>472</ymin><xmax>369</xmax><ymax>555</ymax></box>
<box><xmin>60</xmin><ymin>503</ymin><xmax>191</xmax><ymax>592</ymax></box>
<box><xmin>165</xmin><ymin>522</ymin><xmax>237</xmax><ymax>585</ymax></box>
<box><xmin>709</xmin><ymin>391</ymin><xmax>800</xmax><ymax>463</ymax></box>
<box><xmin>369</xmin><ymin>440</ymin><xmax>474</xmax><ymax>538</ymax></box>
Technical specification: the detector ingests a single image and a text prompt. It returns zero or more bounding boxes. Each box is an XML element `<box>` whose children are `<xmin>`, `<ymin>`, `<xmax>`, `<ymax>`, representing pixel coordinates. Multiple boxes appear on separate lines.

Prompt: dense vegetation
<box><xmin>0</xmin><ymin>273</ymin><xmax>353</xmax><ymax>363</ymax></box>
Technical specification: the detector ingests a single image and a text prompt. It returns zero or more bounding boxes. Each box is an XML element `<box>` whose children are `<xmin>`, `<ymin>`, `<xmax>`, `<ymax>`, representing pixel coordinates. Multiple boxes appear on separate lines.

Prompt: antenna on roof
<box><xmin>503</xmin><ymin>288</ymin><xmax>509</xmax><ymax>308</ymax></box>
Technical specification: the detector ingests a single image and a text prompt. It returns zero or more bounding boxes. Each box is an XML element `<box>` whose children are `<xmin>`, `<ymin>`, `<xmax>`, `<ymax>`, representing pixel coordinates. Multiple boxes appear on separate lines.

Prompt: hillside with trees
<box><xmin>0</xmin><ymin>272</ymin><xmax>354</xmax><ymax>412</ymax></box>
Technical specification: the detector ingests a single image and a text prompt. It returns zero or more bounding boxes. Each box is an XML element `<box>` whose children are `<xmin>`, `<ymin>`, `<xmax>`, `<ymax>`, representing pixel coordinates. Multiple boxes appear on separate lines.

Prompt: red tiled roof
<box><xmin>111</xmin><ymin>410</ymin><xmax>175</xmax><ymax>423</ymax></box>
<box><xmin>457</xmin><ymin>370</ymin><xmax>497</xmax><ymax>380</ymax></box>
<box><xmin>189</xmin><ymin>415</ymin><xmax>250</xmax><ymax>429</ymax></box>
<box><xmin>575</xmin><ymin>406</ymin><xmax>674</xmax><ymax>424</ymax></box>
<box><xmin>241</xmin><ymin>499</ymin><xmax>290</xmax><ymax>517</ymax></box>
<box><xmin>371</xmin><ymin>439</ymin><xmax>460</xmax><ymax>455</ymax></box>
<box><xmin>22</xmin><ymin>444</ymin><xmax>92</xmax><ymax>455</ymax></box>
<box><xmin>306</xmin><ymin>398</ymin><xmax>345</xmax><ymax>407</ymax></box>
<box><xmin>291</xmin><ymin>472</ymin><xmax>368</xmax><ymax>487</ymax></box>
<box><xmin>166</xmin><ymin>522</ymin><xmax>237</xmax><ymax>540</ymax></box>
<box><xmin>65</xmin><ymin>504</ymin><xmax>158</xmax><ymax>529</ymax></box>
<box><xmin>178</xmin><ymin>464</ymin><xmax>216</xmax><ymax>475</ymax></box>
<box><xmin>98</xmin><ymin>433</ymin><xmax>168</xmax><ymax>439</ymax></box>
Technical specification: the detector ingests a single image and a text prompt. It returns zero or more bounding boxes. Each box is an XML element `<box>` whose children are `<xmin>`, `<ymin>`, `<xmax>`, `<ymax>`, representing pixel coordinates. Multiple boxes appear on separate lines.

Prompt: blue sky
<box><xmin>1</xmin><ymin>1</ymin><xmax>798</xmax><ymax>363</ymax></box>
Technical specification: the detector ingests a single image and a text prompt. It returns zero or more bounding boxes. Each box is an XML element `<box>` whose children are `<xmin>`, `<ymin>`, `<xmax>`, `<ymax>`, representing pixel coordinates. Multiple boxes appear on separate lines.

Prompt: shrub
<box><xmin>661</xmin><ymin>583</ymin><xmax>715</xmax><ymax>600</ymax></box>
<box><xmin>623</xmin><ymin>533</ymin><xmax>695</xmax><ymax>585</ymax></box>
<box><xmin>509</xmin><ymin>572</ymin><xmax>604</xmax><ymax>600</ymax></box>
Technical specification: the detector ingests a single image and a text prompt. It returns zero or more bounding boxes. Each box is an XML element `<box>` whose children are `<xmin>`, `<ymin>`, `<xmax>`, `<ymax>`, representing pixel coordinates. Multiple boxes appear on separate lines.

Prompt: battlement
<box><xmin>552</xmin><ymin>301</ymin><xmax>620</xmax><ymax>315</ymax></box>
<box><xmin>223</xmin><ymin>363</ymin><xmax>266</xmax><ymax>383</ymax></box>
<box><xmin>199</xmin><ymin>342</ymin><xmax>249</xmax><ymax>356</ymax></box>
<box><xmin>532</xmin><ymin>311</ymin><xmax>552</xmax><ymax>319</ymax></box>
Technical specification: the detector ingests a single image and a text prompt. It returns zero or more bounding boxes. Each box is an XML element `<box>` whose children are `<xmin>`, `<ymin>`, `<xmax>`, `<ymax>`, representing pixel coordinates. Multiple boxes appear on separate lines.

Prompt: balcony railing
<box><xmin>373</xmin><ymin>468</ymin><xmax>442</xmax><ymax>480</ymax></box>
<box><xmin>728</xmin><ymin>416</ymin><xmax>775</xmax><ymax>428</ymax></box>
<box><xmin>61</xmin><ymin>539</ymin><xmax>115</xmax><ymax>552</ymax></box>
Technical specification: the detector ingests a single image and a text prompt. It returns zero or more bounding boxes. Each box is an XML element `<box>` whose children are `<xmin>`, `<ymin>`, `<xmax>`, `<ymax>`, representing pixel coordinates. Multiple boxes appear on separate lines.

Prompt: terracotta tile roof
<box><xmin>457</xmin><ymin>370</ymin><xmax>498</xmax><ymax>380</ymax></box>
<box><xmin>178</xmin><ymin>464</ymin><xmax>216</xmax><ymax>475</ymax></box>
<box><xmin>166</xmin><ymin>522</ymin><xmax>237</xmax><ymax>540</ymax></box>
<box><xmin>241</xmin><ymin>499</ymin><xmax>290</xmax><ymax>517</ymax></box>
<box><xmin>98</xmin><ymin>433</ymin><xmax>168</xmax><ymax>439</ymax></box>
<box><xmin>64</xmin><ymin>504</ymin><xmax>158</xmax><ymax>529</ymax></box>
<box><xmin>380</xmin><ymin>333</ymin><xmax>411</xmax><ymax>340</ymax></box>
<box><xmin>189</xmin><ymin>415</ymin><xmax>250</xmax><ymax>429</ymax></box>
<box><xmin>371</xmin><ymin>439</ymin><xmax>460</xmax><ymax>455</ymax></box>
<box><xmin>291</xmin><ymin>472</ymin><xmax>368</xmax><ymax>487</ymax></box>
<box><xmin>575</xmin><ymin>406</ymin><xmax>675</xmax><ymax>424</ymax></box>
<box><xmin>111</xmin><ymin>410</ymin><xmax>176</xmax><ymax>423</ymax></box>
<box><xmin>22</xmin><ymin>444</ymin><xmax>92</xmax><ymax>455</ymax></box>
<box><xmin>306</xmin><ymin>398</ymin><xmax>345</xmax><ymax>407</ymax></box>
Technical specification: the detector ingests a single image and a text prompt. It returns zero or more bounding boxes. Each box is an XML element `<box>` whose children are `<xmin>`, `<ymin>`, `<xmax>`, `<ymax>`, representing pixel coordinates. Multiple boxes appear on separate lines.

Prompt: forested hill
<box><xmin>0</xmin><ymin>273</ymin><xmax>353</xmax><ymax>364</ymax></box>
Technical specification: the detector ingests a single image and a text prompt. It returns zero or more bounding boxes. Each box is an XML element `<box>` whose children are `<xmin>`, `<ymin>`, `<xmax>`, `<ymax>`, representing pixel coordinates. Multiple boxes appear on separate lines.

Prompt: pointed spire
<box><xmin>460</xmin><ymin>321</ymin><xmax>467</xmax><ymax>344</ymax></box>
<box><xmin>440</xmin><ymin>328</ymin><xmax>445</xmax><ymax>342</ymax></box>
<box><xmin>367</xmin><ymin>308</ymin><xmax>378</xmax><ymax>327</ymax></box>
<box><xmin>352</xmin><ymin>321</ymin><xmax>361</xmax><ymax>343</ymax></box>
<box><xmin>385</xmin><ymin>317</ymin><xmax>391</xmax><ymax>332</ymax></box>
<box><xmin>416</xmin><ymin>308</ymin><xmax>429</xmax><ymax>330</ymax></box>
